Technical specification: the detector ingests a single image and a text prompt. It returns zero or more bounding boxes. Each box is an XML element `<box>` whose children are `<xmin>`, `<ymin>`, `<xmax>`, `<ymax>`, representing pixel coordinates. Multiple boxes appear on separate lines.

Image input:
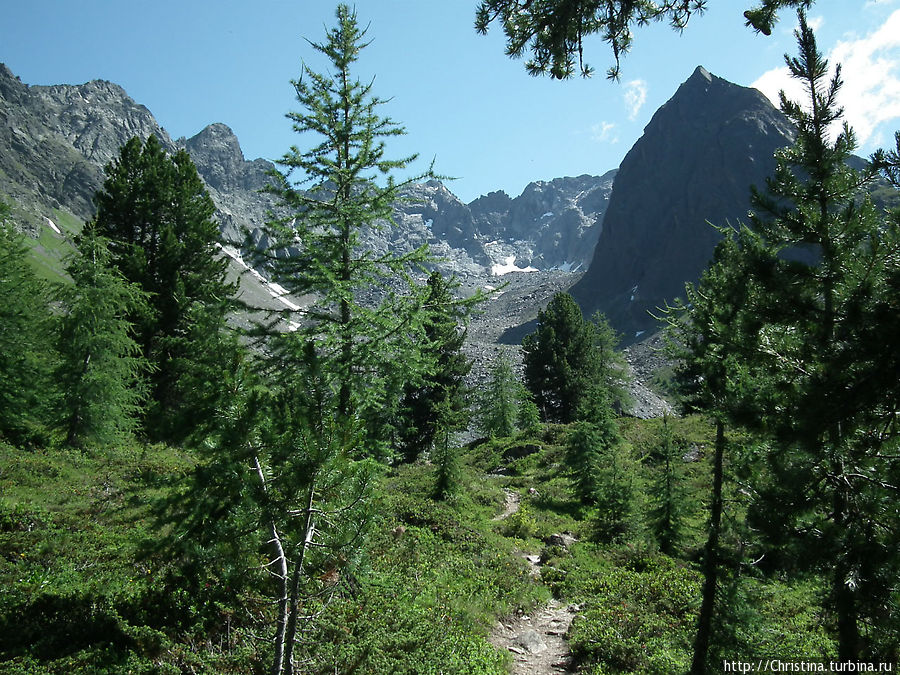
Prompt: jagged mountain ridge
<box><xmin>570</xmin><ymin>66</ymin><xmax>797</xmax><ymax>341</ymax></box>
<box><xmin>0</xmin><ymin>63</ymin><xmax>613</xmax><ymax>277</ymax></box>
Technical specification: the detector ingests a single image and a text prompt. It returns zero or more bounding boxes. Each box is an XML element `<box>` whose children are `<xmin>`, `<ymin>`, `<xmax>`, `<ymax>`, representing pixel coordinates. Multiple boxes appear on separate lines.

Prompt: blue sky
<box><xmin>3</xmin><ymin>1</ymin><xmax>899</xmax><ymax>203</ymax></box>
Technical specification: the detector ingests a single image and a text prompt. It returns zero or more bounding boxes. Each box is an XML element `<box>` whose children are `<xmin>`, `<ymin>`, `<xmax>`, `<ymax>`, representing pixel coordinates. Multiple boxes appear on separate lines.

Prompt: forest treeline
<box><xmin>1</xmin><ymin>4</ymin><xmax>900</xmax><ymax>674</ymax></box>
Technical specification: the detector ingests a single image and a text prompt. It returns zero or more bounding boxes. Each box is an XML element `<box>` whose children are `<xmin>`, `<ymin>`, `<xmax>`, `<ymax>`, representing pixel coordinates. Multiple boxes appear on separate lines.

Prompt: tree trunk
<box><xmin>691</xmin><ymin>419</ymin><xmax>725</xmax><ymax>675</ymax></box>
<box><xmin>282</xmin><ymin>475</ymin><xmax>317</xmax><ymax>675</ymax></box>
<box><xmin>832</xmin><ymin>465</ymin><xmax>860</xmax><ymax>660</ymax></box>
<box><xmin>253</xmin><ymin>455</ymin><xmax>289</xmax><ymax>675</ymax></box>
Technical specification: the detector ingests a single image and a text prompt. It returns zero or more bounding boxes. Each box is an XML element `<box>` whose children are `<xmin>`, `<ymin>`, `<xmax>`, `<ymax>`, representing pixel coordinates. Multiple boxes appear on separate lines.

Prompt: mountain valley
<box><xmin>4</xmin><ymin>4</ymin><xmax>900</xmax><ymax>669</ymax></box>
<box><xmin>0</xmin><ymin>60</ymin><xmax>810</xmax><ymax>417</ymax></box>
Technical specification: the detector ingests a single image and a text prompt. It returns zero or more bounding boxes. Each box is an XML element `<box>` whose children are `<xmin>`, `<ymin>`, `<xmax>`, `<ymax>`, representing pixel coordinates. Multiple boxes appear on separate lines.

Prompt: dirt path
<box><xmin>492</xmin><ymin>488</ymin><xmax>521</xmax><ymax>521</ymax></box>
<box><xmin>489</xmin><ymin>489</ymin><xmax>576</xmax><ymax>673</ymax></box>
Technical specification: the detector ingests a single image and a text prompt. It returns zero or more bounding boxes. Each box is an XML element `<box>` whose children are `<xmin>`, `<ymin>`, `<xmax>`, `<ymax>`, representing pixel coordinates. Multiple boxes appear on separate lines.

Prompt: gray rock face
<box><xmin>0</xmin><ymin>63</ymin><xmax>173</xmax><ymax>224</ymax></box>
<box><xmin>470</xmin><ymin>171</ymin><xmax>616</xmax><ymax>270</ymax></box>
<box><xmin>378</xmin><ymin>174</ymin><xmax>617</xmax><ymax>277</ymax></box>
<box><xmin>179</xmin><ymin>123</ymin><xmax>282</xmax><ymax>246</ymax></box>
<box><xmin>182</xmin><ymin>122</ymin><xmax>272</xmax><ymax>193</ymax></box>
<box><xmin>0</xmin><ymin>63</ymin><xmax>613</xmax><ymax>280</ymax></box>
<box><xmin>516</xmin><ymin>629</ymin><xmax>548</xmax><ymax>654</ymax></box>
<box><xmin>546</xmin><ymin>533</ymin><xmax>577</xmax><ymax>550</ymax></box>
<box><xmin>0</xmin><ymin>62</ymin><xmax>288</xmax><ymax>246</ymax></box>
<box><xmin>570</xmin><ymin>66</ymin><xmax>796</xmax><ymax>342</ymax></box>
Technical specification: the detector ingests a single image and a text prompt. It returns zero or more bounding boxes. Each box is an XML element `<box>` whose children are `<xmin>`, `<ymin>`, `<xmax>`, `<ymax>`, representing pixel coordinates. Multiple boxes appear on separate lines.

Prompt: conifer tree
<box><xmin>477</xmin><ymin>352</ymin><xmax>520</xmax><ymax>438</ymax></box>
<box><xmin>587</xmin><ymin>311</ymin><xmax>632</xmax><ymax>413</ymax></box>
<box><xmin>592</xmin><ymin>422</ymin><xmax>641</xmax><ymax>542</ymax></box>
<box><xmin>565</xmin><ymin>422</ymin><xmax>605</xmax><ymax>505</ymax></box>
<box><xmin>90</xmin><ymin>134</ymin><xmax>236</xmax><ymax>439</ymax></box>
<box><xmin>737</xmin><ymin>16</ymin><xmax>899</xmax><ymax>658</ymax></box>
<box><xmin>251</xmin><ymin>4</ymin><xmax>440</xmax><ymax>457</ymax></box>
<box><xmin>54</xmin><ymin>231</ymin><xmax>149</xmax><ymax>448</ymax></box>
<box><xmin>523</xmin><ymin>292</ymin><xmax>593</xmax><ymax>423</ymax></box>
<box><xmin>668</xmin><ymin>13</ymin><xmax>900</xmax><ymax>662</ymax></box>
<box><xmin>167</xmin><ymin>9</ymin><xmax>439</xmax><ymax>670</ymax></box>
<box><xmin>516</xmin><ymin>384</ymin><xmax>542</xmax><ymax>434</ymax></box>
<box><xmin>475</xmin><ymin>0</ymin><xmax>817</xmax><ymax>80</ymax></box>
<box><xmin>566</xmin><ymin>390</ymin><xmax>637</xmax><ymax>541</ymax></box>
<box><xmin>523</xmin><ymin>293</ymin><xmax>629</xmax><ymax>422</ymax></box>
<box><xmin>167</xmin><ymin>342</ymin><xmax>378</xmax><ymax>675</ymax></box>
<box><xmin>0</xmin><ymin>200</ymin><xmax>54</xmax><ymax>445</ymax></box>
<box><xmin>432</xmin><ymin>395</ymin><xmax>466</xmax><ymax>501</ymax></box>
<box><xmin>649</xmin><ymin>414</ymin><xmax>688</xmax><ymax>556</ymax></box>
<box><xmin>665</xmin><ymin>221</ymin><xmax>771</xmax><ymax>674</ymax></box>
<box><xmin>397</xmin><ymin>271</ymin><xmax>473</xmax><ymax>463</ymax></box>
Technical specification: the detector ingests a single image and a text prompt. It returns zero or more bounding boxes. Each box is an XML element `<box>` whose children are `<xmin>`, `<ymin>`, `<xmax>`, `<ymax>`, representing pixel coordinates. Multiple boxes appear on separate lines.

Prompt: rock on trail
<box><xmin>489</xmin><ymin>488</ymin><xmax>576</xmax><ymax>673</ymax></box>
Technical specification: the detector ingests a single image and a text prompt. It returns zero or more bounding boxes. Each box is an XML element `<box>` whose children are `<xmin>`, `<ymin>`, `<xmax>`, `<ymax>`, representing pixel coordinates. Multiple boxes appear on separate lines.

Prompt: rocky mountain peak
<box><xmin>689</xmin><ymin>64</ymin><xmax>713</xmax><ymax>85</ymax></box>
<box><xmin>1</xmin><ymin>62</ymin><xmax>616</xmax><ymax>284</ymax></box>
<box><xmin>570</xmin><ymin>66</ymin><xmax>796</xmax><ymax>342</ymax></box>
<box><xmin>469</xmin><ymin>189</ymin><xmax>512</xmax><ymax>214</ymax></box>
<box><xmin>182</xmin><ymin>122</ymin><xmax>271</xmax><ymax>193</ymax></box>
<box><xmin>185</xmin><ymin>122</ymin><xmax>243</xmax><ymax>155</ymax></box>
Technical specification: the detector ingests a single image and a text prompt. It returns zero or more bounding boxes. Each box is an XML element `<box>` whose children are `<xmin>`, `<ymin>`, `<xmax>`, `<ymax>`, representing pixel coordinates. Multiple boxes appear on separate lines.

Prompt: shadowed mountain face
<box><xmin>569</xmin><ymin>66</ymin><xmax>796</xmax><ymax>342</ymax></box>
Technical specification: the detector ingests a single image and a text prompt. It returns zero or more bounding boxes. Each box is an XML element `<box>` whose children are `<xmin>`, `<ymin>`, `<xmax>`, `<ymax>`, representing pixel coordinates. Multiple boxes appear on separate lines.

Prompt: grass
<box><xmin>24</xmin><ymin>208</ymin><xmax>82</xmax><ymax>284</ymax></box>
<box><xmin>0</xmin><ymin>414</ymin><xmax>842</xmax><ymax>673</ymax></box>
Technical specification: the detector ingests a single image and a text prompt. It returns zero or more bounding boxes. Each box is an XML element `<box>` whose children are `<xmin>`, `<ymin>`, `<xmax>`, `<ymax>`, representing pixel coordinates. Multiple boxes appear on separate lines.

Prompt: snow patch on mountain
<box><xmin>218</xmin><ymin>244</ymin><xmax>303</xmax><ymax>313</ymax></box>
<box><xmin>491</xmin><ymin>256</ymin><xmax>539</xmax><ymax>276</ymax></box>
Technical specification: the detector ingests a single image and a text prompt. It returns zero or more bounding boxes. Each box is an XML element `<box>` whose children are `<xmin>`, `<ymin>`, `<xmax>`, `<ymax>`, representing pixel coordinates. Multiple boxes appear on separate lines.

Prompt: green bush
<box><xmin>548</xmin><ymin>545</ymin><xmax>700</xmax><ymax>673</ymax></box>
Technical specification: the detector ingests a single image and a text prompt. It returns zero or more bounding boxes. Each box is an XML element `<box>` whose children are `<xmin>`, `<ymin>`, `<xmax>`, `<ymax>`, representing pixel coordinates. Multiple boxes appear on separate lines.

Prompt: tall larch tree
<box><xmin>169</xmin><ymin>7</ymin><xmax>440</xmax><ymax>672</ymax></box>
<box><xmin>0</xmin><ymin>200</ymin><xmax>54</xmax><ymax>445</ymax></box>
<box><xmin>251</xmin><ymin>4</ymin><xmax>439</xmax><ymax>457</ymax></box>
<box><xmin>54</xmin><ymin>230</ymin><xmax>149</xmax><ymax>448</ymax></box>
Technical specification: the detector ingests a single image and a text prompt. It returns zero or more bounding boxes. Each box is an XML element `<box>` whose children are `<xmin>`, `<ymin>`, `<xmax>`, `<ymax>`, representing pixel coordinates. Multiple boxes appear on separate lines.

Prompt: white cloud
<box><xmin>807</xmin><ymin>15</ymin><xmax>825</xmax><ymax>33</ymax></box>
<box><xmin>751</xmin><ymin>66</ymin><xmax>805</xmax><ymax>111</ymax></box>
<box><xmin>751</xmin><ymin>9</ymin><xmax>900</xmax><ymax>150</ymax></box>
<box><xmin>590</xmin><ymin>121</ymin><xmax>619</xmax><ymax>143</ymax></box>
<box><xmin>623</xmin><ymin>79</ymin><xmax>648</xmax><ymax>120</ymax></box>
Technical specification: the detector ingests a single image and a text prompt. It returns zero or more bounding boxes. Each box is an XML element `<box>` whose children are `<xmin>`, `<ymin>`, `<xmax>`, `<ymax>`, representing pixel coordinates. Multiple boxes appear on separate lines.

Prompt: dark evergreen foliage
<box><xmin>432</xmin><ymin>396</ymin><xmax>466</xmax><ymax>501</ymax></box>
<box><xmin>523</xmin><ymin>293</ymin><xmax>593</xmax><ymax>423</ymax></box>
<box><xmin>516</xmin><ymin>384</ymin><xmax>541</xmax><ymax>434</ymax></box>
<box><xmin>662</xmin><ymin>229</ymin><xmax>753</xmax><ymax>674</ymax></box>
<box><xmin>566</xmin><ymin>421</ymin><xmax>605</xmax><ymax>505</ymax></box>
<box><xmin>166</xmin><ymin>341</ymin><xmax>379</xmax><ymax>675</ymax></box>
<box><xmin>523</xmin><ymin>293</ymin><xmax>629</xmax><ymax>423</ymax></box>
<box><xmin>649</xmin><ymin>414</ymin><xmax>688</xmax><ymax>555</ymax></box>
<box><xmin>89</xmin><ymin>135</ymin><xmax>235</xmax><ymax>440</ymax></box>
<box><xmin>475</xmin><ymin>0</ymin><xmax>812</xmax><ymax>79</ymax></box>
<box><xmin>398</xmin><ymin>271</ymin><xmax>473</xmax><ymax>464</ymax></box>
<box><xmin>738</xmin><ymin>17</ymin><xmax>899</xmax><ymax>659</ymax></box>
<box><xmin>477</xmin><ymin>352</ymin><xmax>520</xmax><ymax>438</ymax></box>
<box><xmin>666</xmin><ymin>13</ymin><xmax>900</xmax><ymax>663</ymax></box>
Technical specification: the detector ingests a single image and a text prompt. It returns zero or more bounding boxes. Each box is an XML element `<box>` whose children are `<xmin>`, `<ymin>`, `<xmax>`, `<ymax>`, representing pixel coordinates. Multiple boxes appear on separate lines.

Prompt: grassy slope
<box><xmin>0</xmin><ymin>415</ymin><xmax>836</xmax><ymax>674</ymax></box>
